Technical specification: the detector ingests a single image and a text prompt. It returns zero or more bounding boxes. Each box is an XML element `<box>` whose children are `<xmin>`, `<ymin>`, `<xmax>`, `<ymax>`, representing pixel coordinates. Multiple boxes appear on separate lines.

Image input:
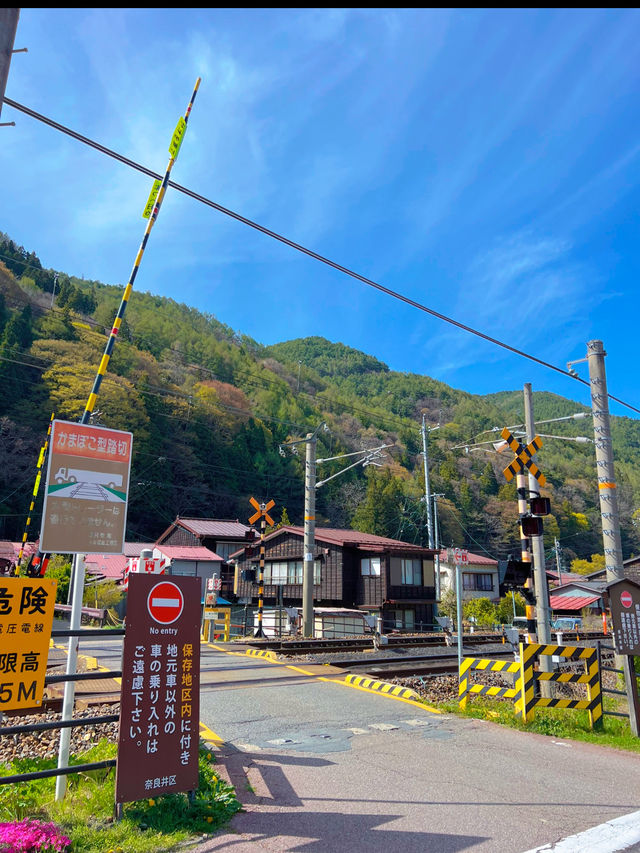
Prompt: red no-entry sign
<box><xmin>621</xmin><ymin>590</ymin><xmax>633</xmax><ymax>609</ymax></box>
<box><xmin>147</xmin><ymin>581</ymin><xmax>184</xmax><ymax>624</ymax></box>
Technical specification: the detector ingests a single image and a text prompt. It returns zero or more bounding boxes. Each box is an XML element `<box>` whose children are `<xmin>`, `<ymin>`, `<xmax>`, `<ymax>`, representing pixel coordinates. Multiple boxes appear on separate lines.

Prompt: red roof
<box><xmin>84</xmin><ymin>553</ymin><xmax>129</xmax><ymax>580</ymax></box>
<box><xmin>155</xmin><ymin>545</ymin><xmax>222</xmax><ymax>562</ymax></box>
<box><xmin>438</xmin><ymin>549</ymin><xmax>497</xmax><ymax>566</ymax></box>
<box><xmin>85</xmin><ymin>543</ymin><xmax>158</xmax><ymax>580</ymax></box>
<box><xmin>549</xmin><ymin>594</ymin><xmax>601</xmax><ymax>611</ymax></box>
<box><xmin>263</xmin><ymin>526</ymin><xmax>433</xmax><ymax>553</ymax></box>
<box><xmin>170</xmin><ymin>518</ymin><xmax>253</xmax><ymax>538</ymax></box>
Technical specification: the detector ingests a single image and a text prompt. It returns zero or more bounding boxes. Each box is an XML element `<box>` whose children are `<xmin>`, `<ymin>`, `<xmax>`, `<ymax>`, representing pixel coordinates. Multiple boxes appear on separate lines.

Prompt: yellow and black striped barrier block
<box><xmin>345</xmin><ymin>674</ymin><xmax>422</xmax><ymax>701</ymax></box>
<box><xmin>533</xmin><ymin>648</ymin><xmax>602</xmax><ymax>728</ymax></box>
<box><xmin>459</xmin><ymin>656</ymin><xmax>520</xmax><ymax>709</ymax></box>
<box><xmin>245</xmin><ymin>648</ymin><xmax>279</xmax><ymax>662</ymax></box>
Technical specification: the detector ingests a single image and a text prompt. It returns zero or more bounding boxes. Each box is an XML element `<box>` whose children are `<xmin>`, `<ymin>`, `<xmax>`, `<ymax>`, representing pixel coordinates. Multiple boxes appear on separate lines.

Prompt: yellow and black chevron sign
<box><xmin>500</xmin><ymin>427</ymin><xmax>547</xmax><ymax>486</ymax></box>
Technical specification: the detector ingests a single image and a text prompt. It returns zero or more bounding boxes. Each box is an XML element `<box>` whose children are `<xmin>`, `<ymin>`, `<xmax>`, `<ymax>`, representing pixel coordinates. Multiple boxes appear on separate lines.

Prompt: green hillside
<box><xmin>1</xmin><ymin>233</ymin><xmax>638</xmax><ymax>568</ymax></box>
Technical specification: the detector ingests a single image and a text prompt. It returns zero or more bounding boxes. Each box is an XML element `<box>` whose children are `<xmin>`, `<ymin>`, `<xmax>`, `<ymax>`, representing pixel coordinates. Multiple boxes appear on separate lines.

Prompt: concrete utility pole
<box><xmin>0</xmin><ymin>9</ymin><xmax>20</xmax><ymax>126</ymax></box>
<box><xmin>586</xmin><ymin>340</ymin><xmax>624</xmax><ymax>583</ymax></box>
<box><xmin>433</xmin><ymin>493</ymin><xmax>444</xmax><ymax>606</ymax></box>
<box><xmin>523</xmin><ymin>383</ymin><xmax>552</xmax><ymax>646</ymax></box>
<box><xmin>302</xmin><ymin>432</ymin><xmax>317</xmax><ymax>638</ymax></box>
<box><xmin>421</xmin><ymin>415</ymin><xmax>435</xmax><ymax>549</ymax></box>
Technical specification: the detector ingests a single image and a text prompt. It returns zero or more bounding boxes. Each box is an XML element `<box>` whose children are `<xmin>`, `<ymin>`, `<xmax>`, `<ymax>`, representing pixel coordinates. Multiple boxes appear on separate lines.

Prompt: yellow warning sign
<box><xmin>168</xmin><ymin>116</ymin><xmax>187</xmax><ymax>159</ymax></box>
<box><xmin>142</xmin><ymin>179</ymin><xmax>162</xmax><ymax>219</ymax></box>
<box><xmin>0</xmin><ymin>578</ymin><xmax>57</xmax><ymax>710</ymax></box>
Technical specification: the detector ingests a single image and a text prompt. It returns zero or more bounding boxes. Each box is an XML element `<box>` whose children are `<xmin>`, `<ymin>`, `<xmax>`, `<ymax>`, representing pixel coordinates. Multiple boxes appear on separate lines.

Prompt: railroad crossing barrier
<box><xmin>459</xmin><ymin>642</ymin><xmax>603</xmax><ymax>729</ymax></box>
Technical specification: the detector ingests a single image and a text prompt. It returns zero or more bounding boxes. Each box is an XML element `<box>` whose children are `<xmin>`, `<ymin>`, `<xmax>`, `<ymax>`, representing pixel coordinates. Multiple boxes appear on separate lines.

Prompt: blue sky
<box><xmin>3</xmin><ymin>8</ymin><xmax>639</xmax><ymax>417</ymax></box>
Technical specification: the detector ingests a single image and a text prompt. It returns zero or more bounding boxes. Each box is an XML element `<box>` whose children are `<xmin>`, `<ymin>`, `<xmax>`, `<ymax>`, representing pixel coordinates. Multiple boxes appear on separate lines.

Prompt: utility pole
<box><xmin>433</xmin><ymin>493</ymin><xmax>444</xmax><ymax>607</ymax></box>
<box><xmin>586</xmin><ymin>340</ymin><xmax>624</xmax><ymax>583</ymax></box>
<box><xmin>0</xmin><ymin>9</ymin><xmax>20</xmax><ymax>126</ymax></box>
<box><xmin>420</xmin><ymin>415</ymin><xmax>435</xmax><ymax>549</ymax></box>
<box><xmin>303</xmin><ymin>432</ymin><xmax>316</xmax><ymax>638</ymax></box>
<box><xmin>280</xmin><ymin>429</ymin><xmax>392</xmax><ymax>637</ymax></box>
<box><xmin>523</xmin><ymin>383</ymin><xmax>552</xmax><ymax>646</ymax></box>
<box><xmin>554</xmin><ymin>537</ymin><xmax>563</xmax><ymax>585</ymax></box>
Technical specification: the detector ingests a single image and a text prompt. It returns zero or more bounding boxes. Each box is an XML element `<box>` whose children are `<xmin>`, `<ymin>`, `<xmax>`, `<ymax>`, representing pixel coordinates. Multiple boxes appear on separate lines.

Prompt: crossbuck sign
<box><xmin>500</xmin><ymin>427</ymin><xmax>547</xmax><ymax>487</ymax></box>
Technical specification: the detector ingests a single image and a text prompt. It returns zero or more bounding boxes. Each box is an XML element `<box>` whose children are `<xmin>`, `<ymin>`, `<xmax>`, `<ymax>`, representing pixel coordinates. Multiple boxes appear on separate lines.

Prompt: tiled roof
<box><xmin>265</xmin><ymin>526</ymin><xmax>433</xmax><ymax>553</ymax></box>
<box><xmin>154</xmin><ymin>545</ymin><xmax>222</xmax><ymax>562</ymax></box>
<box><xmin>84</xmin><ymin>553</ymin><xmax>129</xmax><ymax>580</ymax></box>
<box><xmin>550</xmin><ymin>593</ymin><xmax>601</xmax><ymax>611</ymax></box>
<box><xmin>438</xmin><ymin>549</ymin><xmax>497</xmax><ymax>566</ymax></box>
<box><xmin>174</xmin><ymin>518</ymin><xmax>253</xmax><ymax>538</ymax></box>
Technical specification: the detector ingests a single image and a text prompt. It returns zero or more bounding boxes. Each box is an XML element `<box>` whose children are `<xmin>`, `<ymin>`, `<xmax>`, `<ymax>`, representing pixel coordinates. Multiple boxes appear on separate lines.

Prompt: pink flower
<box><xmin>0</xmin><ymin>819</ymin><xmax>71</xmax><ymax>852</ymax></box>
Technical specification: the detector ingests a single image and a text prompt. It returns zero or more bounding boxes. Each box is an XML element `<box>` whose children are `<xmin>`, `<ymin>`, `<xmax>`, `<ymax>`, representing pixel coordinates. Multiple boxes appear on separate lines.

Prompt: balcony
<box><xmin>388</xmin><ymin>585</ymin><xmax>436</xmax><ymax>601</ymax></box>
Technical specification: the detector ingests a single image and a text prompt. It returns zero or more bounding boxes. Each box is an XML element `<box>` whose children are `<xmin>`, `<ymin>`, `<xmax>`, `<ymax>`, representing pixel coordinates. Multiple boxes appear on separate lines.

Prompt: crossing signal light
<box><xmin>241</xmin><ymin>568</ymin><xmax>256</xmax><ymax>583</ymax></box>
<box><xmin>498</xmin><ymin>559</ymin><xmax>531</xmax><ymax>590</ymax></box>
<box><xmin>520</xmin><ymin>515</ymin><xmax>543</xmax><ymax>537</ymax></box>
<box><xmin>529</xmin><ymin>496</ymin><xmax>550</xmax><ymax>516</ymax></box>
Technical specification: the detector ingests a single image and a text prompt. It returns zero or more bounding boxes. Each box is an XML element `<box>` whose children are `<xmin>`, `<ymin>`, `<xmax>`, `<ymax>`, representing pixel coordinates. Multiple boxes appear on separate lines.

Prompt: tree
<box><xmin>45</xmin><ymin>555</ymin><xmax>72</xmax><ymax>603</ymax></box>
<box><xmin>496</xmin><ymin>592</ymin><xmax>525</xmax><ymax>624</ymax></box>
<box><xmin>463</xmin><ymin>597</ymin><xmax>497</xmax><ymax>628</ymax></box>
<box><xmin>570</xmin><ymin>554</ymin><xmax>605</xmax><ymax>575</ymax></box>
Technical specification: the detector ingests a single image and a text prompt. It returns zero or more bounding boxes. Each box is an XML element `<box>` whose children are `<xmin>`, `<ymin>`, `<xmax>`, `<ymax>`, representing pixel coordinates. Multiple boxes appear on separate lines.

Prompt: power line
<box><xmin>5</xmin><ymin>95</ymin><xmax>640</xmax><ymax>417</ymax></box>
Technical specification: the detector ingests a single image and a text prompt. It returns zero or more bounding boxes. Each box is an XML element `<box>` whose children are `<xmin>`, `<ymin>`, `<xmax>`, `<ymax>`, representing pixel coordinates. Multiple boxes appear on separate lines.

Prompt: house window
<box><xmin>361</xmin><ymin>557</ymin><xmax>381</xmax><ymax>577</ymax></box>
<box><xmin>215</xmin><ymin>541</ymin><xmax>245</xmax><ymax>561</ymax></box>
<box><xmin>462</xmin><ymin>572</ymin><xmax>494</xmax><ymax>591</ymax></box>
<box><xmin>262</xmin><ymin>560</ymin><xmax>321</xmax><ymax>585</ymax></box>
<box><xmin>400</xmin><ymin>558</ymin><xmax>422</xmax><ymax>585</ymax></box>
<box><xmin>390</xmin><ymin>609</ymin><xmax>415</xmax><ymax>630</ymax></box>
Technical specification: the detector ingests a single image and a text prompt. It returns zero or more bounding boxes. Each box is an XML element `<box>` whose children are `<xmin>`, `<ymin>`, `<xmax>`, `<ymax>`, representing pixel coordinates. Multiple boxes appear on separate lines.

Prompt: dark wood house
<box><xmin>232</xmin><ymin>525</ymin><xmax>437</xmax><ymax>630</ymax></box>
<box><xmin>156</xmin><ymin>518</ymin><xmax>257</xmax><ymax>598</ymax></box>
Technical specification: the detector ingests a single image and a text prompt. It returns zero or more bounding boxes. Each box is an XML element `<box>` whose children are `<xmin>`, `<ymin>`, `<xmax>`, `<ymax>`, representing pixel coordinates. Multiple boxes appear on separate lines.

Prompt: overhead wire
<box><xmin>4</xmin><ymin>95</ymin><xmax>640</xmax><ymax>417</ymax></box>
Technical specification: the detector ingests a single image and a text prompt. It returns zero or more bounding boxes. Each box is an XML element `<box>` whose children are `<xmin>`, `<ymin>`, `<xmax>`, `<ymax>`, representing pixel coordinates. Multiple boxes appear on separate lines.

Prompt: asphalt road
<box><xmin>66</xmin><ymin>634</ymin><xmax>640</xmax><ymax>852</ymax></box>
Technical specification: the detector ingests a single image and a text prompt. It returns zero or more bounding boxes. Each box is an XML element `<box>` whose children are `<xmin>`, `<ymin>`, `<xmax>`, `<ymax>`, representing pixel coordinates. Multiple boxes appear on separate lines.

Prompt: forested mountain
<box><xmin>1</xmin><ymin>233</ymin><xmax>639</xmax><ymax>568</ymax></box>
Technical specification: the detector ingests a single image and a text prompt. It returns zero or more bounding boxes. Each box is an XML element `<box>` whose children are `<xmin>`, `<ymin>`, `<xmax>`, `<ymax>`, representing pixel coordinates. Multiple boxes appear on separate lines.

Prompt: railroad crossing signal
<box><xmin>249</xmin><ymin>497</ymin><xmax>275</xmax><ymax>526</ymax></box>
<box><xmin>500</xmin><ymin>427</ymin><xmax>547</xmax><ymax>487</ymax></box>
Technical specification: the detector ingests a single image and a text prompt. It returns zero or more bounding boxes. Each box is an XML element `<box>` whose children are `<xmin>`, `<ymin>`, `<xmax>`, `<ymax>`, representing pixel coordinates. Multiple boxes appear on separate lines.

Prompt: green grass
<box><xmin>438</xmin><ymin>696</ymin><xmax>640</xmax><ymax>753</ymax></box>
<box><xmin>0</xmin><ymin>740</ymin><xmax>241</xmax><ymax>853</ymax></box>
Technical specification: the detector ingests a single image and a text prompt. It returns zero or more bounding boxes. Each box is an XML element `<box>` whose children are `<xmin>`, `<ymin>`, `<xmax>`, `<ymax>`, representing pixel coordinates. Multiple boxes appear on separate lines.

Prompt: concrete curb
<box><xmin>344</xmin><ymin>673</ymin><xmax>423</xmax><ymax>701</ymax></box>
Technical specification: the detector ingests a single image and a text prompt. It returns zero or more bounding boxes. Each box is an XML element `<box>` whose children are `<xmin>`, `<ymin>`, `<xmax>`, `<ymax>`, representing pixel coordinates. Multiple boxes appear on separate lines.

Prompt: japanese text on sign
<box><xmin>0</xmin><ymin>579</ymin><xmax>56</xmax><ymax>710</ymax></box>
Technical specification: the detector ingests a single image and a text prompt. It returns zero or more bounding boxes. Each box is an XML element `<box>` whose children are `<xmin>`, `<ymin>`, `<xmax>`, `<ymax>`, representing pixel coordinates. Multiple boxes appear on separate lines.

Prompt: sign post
<box><xmin>115</xmin><ymin>574</ymin><xmax>201</xmax><ymax>805</ymax></box>
<box><xmin>606</xmin><ymin>578</ymin><xmax>640</xmax><ymax>736</ymax></box>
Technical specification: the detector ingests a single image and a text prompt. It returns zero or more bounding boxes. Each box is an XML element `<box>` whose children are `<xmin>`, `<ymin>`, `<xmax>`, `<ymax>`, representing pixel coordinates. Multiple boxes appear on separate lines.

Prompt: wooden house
<box><xmin>232</xmin><ymin>525</ymin><xmax>437</xmax><ymax>631</ymax></box>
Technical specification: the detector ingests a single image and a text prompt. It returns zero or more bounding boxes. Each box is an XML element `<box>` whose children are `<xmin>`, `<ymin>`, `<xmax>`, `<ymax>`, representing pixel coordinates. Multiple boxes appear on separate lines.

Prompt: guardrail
<box><xmin>0</xmin><ymin>627</ymin><xmax>124</xmax><ymax>786</ymax></box>
<box><xmin>459</xmin><ymin>642</ymin><xmax>603</xmax><ymax>729</ymax></box>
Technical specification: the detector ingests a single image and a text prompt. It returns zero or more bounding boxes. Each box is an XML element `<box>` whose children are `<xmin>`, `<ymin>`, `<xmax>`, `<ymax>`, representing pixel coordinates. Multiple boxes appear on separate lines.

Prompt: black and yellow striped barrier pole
<box><xmin>80</xmin><ymin>77</ymin><xmax>201</xmax><ymax>426</ymax></box>
<box><xmin>16</xmin><ymin>412</ymin><xmax>54</xmax><ymax>576</ymax></box>
<box><xmin>249</xmin><ymin>498</ymin><xmax>275</xmax><ymax>638</ymax></box>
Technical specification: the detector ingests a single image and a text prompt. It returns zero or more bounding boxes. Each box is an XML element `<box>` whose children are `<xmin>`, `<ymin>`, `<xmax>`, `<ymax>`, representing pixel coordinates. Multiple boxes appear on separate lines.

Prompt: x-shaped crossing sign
<box><xmin>249</xmin><ymin>496</ymin><xmax>275</xmax><ymax>526</ymax></box>
<box><xmin>500</xmin><ymin>427</ymin><xmax>547</xmax><ymax>486</ymax></box>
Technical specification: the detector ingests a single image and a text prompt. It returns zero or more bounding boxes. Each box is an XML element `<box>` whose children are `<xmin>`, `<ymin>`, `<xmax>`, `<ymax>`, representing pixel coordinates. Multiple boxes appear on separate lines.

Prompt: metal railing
<box><xmin>0</xmin><ymin>627</ymin><xmax>124</xmax><ymax>785</ymax></box>
<box><xmin>596</xmin><ymin>640</ymin><xmax>630</xmax><ymax>719</ymax></box>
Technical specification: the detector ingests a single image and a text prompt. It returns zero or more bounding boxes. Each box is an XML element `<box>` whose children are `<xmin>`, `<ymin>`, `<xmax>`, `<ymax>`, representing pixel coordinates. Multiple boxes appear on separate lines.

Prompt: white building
<box><xmin>438</xmin><ymin>548</ymin><xmax>499</xmax><ymax>603</ymax></box>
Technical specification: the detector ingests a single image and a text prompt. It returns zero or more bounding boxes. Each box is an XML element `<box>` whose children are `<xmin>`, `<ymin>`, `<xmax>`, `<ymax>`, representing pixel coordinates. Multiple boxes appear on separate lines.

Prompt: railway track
<box><xmin>246</xmin><ymin>631</ymin><xmax>606</xmax><ymax>657</ymax></box>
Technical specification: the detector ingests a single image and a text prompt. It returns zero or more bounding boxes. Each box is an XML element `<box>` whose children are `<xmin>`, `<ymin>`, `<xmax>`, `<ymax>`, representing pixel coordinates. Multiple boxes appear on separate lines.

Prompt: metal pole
<box><xmin>523</xmin><ymin>383</ymin><xmax>552</xmax><ymax>648</ymax></box>
<box><xmin>433</xmin><ymin>494</ymin><xmax>441</xmax><ymax>604</ymax></box>
<box><xmin>55</xmin><ymin>553</ymin><xmax>86</xmax><ymax>800</ymax></box>
<box><xmin>302</xmin><ymin>433</ymin><xmax>316</xmax><ymax>638</ymax></box>
<box><xmin>455</xmin><ymin>558</ymin><xmax>463</xmax><ymax>669</ymax></box>
<box><xmin>421</xmin><ymin>415</ymin><xmax>434</xmax><ymax>549</ymax></box>
<box><xmin>0</xmin><ymin>9</ymin><xmax>20</xmax><ymax>124</ymax></box>
<box><xmin>587</xmin><ymin>340</ymin><xmax>624</xmax><ymax>583</ymax></box>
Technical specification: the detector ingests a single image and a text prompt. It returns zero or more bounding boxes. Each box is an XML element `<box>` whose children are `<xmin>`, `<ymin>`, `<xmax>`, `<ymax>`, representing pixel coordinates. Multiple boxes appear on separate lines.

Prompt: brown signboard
<box><xmin>0</xmin><ymin>578</ymin><xmax>57</xmax><ymax>711</ymax></box>
<box><xmin>115</xmin><ymin>573</ymin><xmax>201</xmax><ymax>804</ymax></box>
<box><xmin>40</xmin><ymin>420</ymin><xmax>132</xmax><ymax>554</ymax></box>
<box><xmin>607</xmin><ymin>578</ymin><xmax>640</xmax><ymax>656</ymax></box>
